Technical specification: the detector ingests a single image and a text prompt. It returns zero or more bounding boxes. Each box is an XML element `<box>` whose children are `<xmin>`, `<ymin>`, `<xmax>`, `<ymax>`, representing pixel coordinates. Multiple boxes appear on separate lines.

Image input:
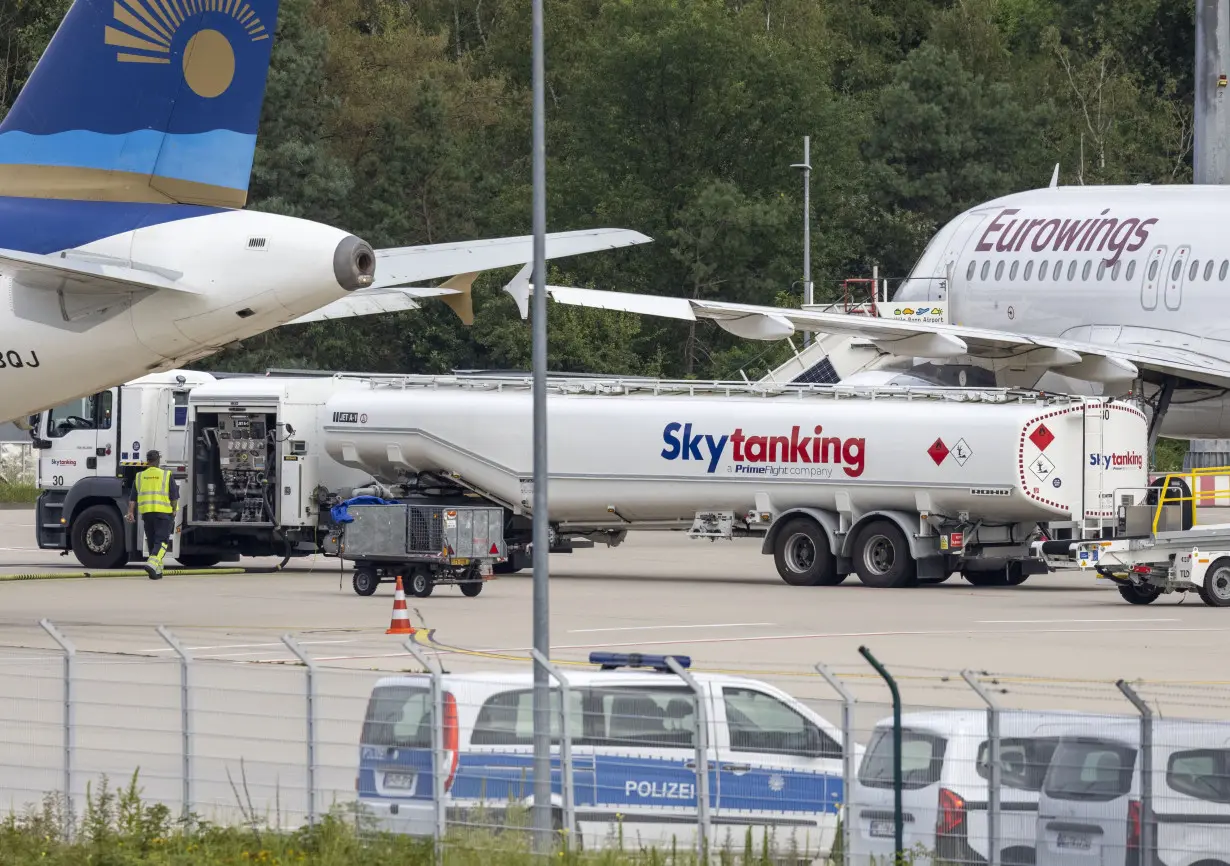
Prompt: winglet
<box><xmin>1049</xmin><ymin>164</ymin><xmax>1060</xmax><ymax>189</ymax></box>
<box><xmin>503</xmin><ymin>263</ymin><xmax>533</xmax><ymax>320</ymax></box>
<box><xmin>438</xmin><ymin>272</ymin><xmax>479</xmax><ymax>325</ymax></box>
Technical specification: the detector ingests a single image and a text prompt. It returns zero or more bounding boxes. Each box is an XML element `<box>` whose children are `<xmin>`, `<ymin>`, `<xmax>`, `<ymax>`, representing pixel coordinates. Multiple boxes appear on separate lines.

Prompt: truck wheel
<box><xmin>71</xmin><ymin>505</ymin><xmax>127</xmax><ymax>569</ymax></box>
<box><xmin>772</xmin><ymin>518</ymin><xmax>842</xmax><ymax>586</ymax></box>
<box><xmin>175</xmin><ymin>554</ymin><xmax>220</xmax><ymax>569</ymax></box>
<box><xmin>1119</xmin><ymin>584</ymin><xmax>1162</xmax><ymax>605</ymax></box>
<box><xmin>1199</xmin><ymin>558</ymin><xmax>1230</xmax><ymax>607</ymax></box>
<box><xmin>1005</xmin><ymin>562</ymin><xmax>1030</xmax><ymax>586</ymax></box>
<box><xmin>853</xmin><ymin>520</ymin><xmax>916</xmax><ymax>588</ymax></box>
<box><xmin>352</xmin><ymin>567</ymin><xmax>379</xmax><ymax>597</ymax></box>
<box><xmin>409</xmin><ymin>569</ymin><xmax>434</xmax><ymax>598</ymax></box>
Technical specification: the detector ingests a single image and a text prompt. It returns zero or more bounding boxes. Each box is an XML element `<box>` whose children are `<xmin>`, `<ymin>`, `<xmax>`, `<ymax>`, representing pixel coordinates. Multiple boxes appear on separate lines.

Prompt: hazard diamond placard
<box><xmin>1029</xmin><ymin>453</ymin><xmax>1055</xmax><ymax>482</ymax></box>
<box><xmin>928</xmin><ymin>438</ymin><xmax>950</xmax><ymax>465</ymax></box>
<box><xmin>1029</xmin><ymin>423</ymin><xmax>1055</xmax><ymax>452</ymax></box>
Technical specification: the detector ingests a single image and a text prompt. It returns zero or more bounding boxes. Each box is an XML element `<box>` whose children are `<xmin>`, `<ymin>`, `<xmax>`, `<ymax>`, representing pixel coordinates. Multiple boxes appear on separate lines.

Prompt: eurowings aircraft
<box><xmin>0</xmin><ymin>0</ymin><xmax>648</xmax><ymax>423</ymax></box>
<box><xmin>521</xmin><ymin>183</ymin><xmax>1230</xmax><ymax>440</ymax></box>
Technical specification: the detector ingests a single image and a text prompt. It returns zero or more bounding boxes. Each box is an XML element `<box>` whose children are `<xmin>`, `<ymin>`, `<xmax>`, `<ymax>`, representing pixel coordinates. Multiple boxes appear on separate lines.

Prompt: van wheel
<box><xmin>71</xmin><ymin>504</ymin><xmax>127</xmax><ymax>569</ymax></box>
<box><xmin>1118</xmin><ymin>583</ymin><xmax>1162</xmax><ymax>605</ymax></box>
<box><xmin>853</xmin><ymin>520</ymin><xmax>916</xmax><ymax>588</ymax></box>
<box><xmin>772</xmin><ymin>518</ymin><xmax>843</xmax><ymax>586</ymax></box>
<box><xmin>352</xmin><ymin>567</ymin><xmax>379</xmax><ymax>597</ymax></box>
<box><xmin>1199</xmin><ymin>558</ymin><xmax>1230</xmax><ymax>607</ymax></box>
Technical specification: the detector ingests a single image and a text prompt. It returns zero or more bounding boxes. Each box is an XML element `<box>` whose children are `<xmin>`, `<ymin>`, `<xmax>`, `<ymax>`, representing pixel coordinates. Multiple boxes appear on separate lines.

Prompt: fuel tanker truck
<box><xmin>33</xmin><ymin>373</ymin><xmax>1149</xmax><ymax>588</ymax></box>
<box><xmin>320</xmin><ymin>376</ymin><xmax>1150</xmax><ymax>588</ymax></box>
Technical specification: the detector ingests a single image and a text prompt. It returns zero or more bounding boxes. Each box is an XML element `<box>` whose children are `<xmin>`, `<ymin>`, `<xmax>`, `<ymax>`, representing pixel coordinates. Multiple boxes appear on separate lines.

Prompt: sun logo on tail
<box><xmin>105</xmin><ymin>0</ymin><xmax>270</xmax><ymax>98</ymax></box>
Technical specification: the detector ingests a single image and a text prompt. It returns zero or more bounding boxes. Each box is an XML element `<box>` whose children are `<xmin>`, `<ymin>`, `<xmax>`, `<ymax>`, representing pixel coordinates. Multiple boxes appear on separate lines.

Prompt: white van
<box><xmin>848</xmin><ymin>710</ymin><xmax>1097</xmax><ymax>866</ymax></box>
<box><xmin>357</xmin><ymin>653</ymin><xmax>857</xmax><ymax>856</ymax></box>
<box><xmin>1037</xmin><ymin>717</ymin><xmax>1230</xmax><ymax>866</ymax></box>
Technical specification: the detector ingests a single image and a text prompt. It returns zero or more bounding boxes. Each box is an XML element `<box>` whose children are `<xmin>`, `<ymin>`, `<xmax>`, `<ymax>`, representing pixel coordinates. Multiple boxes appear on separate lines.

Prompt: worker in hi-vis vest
<box><xmin>125</xmin><ymin>450</ymin><xmax>178</xmax><ymax>579</ymax></box>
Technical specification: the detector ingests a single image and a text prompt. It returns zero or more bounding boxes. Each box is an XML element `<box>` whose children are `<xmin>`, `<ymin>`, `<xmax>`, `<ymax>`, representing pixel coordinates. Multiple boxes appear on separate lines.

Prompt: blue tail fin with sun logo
<box><xmin>0</xmin><ymin>0</ymin><xmax>279</xmax><ymax>209</ymax></box>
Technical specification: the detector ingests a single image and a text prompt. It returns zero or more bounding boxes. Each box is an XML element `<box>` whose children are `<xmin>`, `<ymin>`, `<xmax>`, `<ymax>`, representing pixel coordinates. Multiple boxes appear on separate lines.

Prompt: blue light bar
<box><xmin>589</xmin><ymin>652</ymin><xmax>692</xmax><ymax>672</ymax></box>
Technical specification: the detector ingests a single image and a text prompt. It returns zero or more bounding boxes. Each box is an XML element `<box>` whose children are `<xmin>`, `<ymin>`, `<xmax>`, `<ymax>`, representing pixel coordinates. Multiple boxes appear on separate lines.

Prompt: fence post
<box><xmin>156</xmin><ymin>626</ymin><xmax>193</xmax><ymax>821</ymax></box>
<box><xmin>39</xmin><ymin>618</ymin><xmax>75</xmax><ymax>839</ymax></box>
<box><xmin>405</xmin><ymin>640</ymin><xmax>446</xmax><ymax>857</ymax></box>
<box><xmin>530</xmin><ymin>648</ymin><xmax>575</xmax><ymax>849</ymax></box>
<box><xmin>1117</xmin><ymin>680</ymin><xmax>1154</xmax><ymax>863</ymax></box>
<box><xmin>815</xmin><ymin>663</ymin><xmax>855</xmax><ymax>866</ymax></box>
<box><xmin>962</xmin><ymin>670</ymin><xmax>1001</xmax><ymax>866</ymax></box>
<box><xmin>665</xmin><ymin>656</ymin><xmax>709</xmax><ymax>864</ymax></box>
<box><xmin>280</xmin><ymin>635</ymin><xmax>317</xmax><ymax>826</ymax></box>
<box><xmin>859</xmin><ymin>646</ymin><xmax>902</xmax><ymax>860</ymax></box>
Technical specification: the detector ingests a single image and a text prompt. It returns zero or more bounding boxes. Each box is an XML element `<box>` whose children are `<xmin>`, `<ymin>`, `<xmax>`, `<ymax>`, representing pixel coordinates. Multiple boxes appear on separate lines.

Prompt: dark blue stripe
<box><xmin>0</xmin><ymin>197</ymin><xmax>219</xmax><ymax>254</ymax></box>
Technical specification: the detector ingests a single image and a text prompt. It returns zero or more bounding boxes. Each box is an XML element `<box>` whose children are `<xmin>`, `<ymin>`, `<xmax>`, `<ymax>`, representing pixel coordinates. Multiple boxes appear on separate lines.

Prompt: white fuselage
<box><xmin>893</xmin><ymin>185</ymin><xmax>1230</xmax><ymax>436</ymax></box>
<box><xmin>0</xmin><ymin>209</ymin><xmax>356</xmax><ymax>423</ymax></box>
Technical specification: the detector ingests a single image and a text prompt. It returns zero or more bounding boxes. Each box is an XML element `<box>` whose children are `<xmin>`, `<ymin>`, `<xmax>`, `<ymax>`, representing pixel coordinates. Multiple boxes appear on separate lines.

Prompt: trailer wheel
<box><xmin>1118</xmin><ymin>584</ymin><xmax>1162</xmax><ymax>605</ymax></box>
<box><xmin>460</xmin><ymin>580</ymin><xmax>484</xmax><ymax>598</ymax></box>
<box><xmin>71</xmin><ymin>504</ymin><xmax>127</xmax><ymax>569</ymax></box>
<box><xmin>352</xmin><ymin>567</ymin><xmax>379</xmax><ymax>597</ymax></box>
<box><xmin>409</xmin><ymin>569</ymin><xmax>434</xmax><ymax>598</ymax></box>
<box><xmin>772</xmin><ymin>518</ymin><xmax>842</xmax><ymax>586</ymax></box>
<box><xmin>1199</xmin><ymin>558</ymin><xmax>1230</xmax><ymax>607</ymax></box>
<box><xmin>853</xmin><ymin>520</ymin><xmax>916</xmax><ymax>588</ymax></box>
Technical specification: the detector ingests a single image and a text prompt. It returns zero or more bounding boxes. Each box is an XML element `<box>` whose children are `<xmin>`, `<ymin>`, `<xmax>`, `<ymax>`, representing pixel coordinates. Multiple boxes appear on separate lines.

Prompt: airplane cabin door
<box><xmin>941</xmin><ymin>213</ymin><xmax>988</xmax><ymax>299</ymax></box>
<box><xmin>1165</xmin><ymin>245</ymin><xmax>1191</xmax><ymax>311</ymax></box>
<box><xmin>1140</xmin><ymin>246</ymin><xmax>1167</xmax><ymax>310</ymax></box>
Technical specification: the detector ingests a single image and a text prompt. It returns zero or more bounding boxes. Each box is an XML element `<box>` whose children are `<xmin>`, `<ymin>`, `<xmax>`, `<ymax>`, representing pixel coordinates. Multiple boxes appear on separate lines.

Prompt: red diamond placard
<box><xmin>928</xmin><ymin>438</ymin><xmax>950</xmax><ymax>465</ymax></box>
<box><xmin>1029</xmin><ymin>423</ymin><xmax>1055</xmax><ymax>452</ymax></box>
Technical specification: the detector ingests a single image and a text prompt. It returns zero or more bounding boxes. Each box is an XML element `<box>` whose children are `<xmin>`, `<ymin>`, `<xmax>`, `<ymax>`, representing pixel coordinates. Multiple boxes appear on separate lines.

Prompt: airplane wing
<box><xmin>372</xmin><ymin>228</ymin><xmax>652</xmax><ymax>289</ymax></box>
<box><xmin>287</xmin><ymin>286</ymin><xmax>456</xmax><ymax>325</ymax></box>
<box><xmin>537</xmin><ymin>284</ymin><xmax>1230</xmax><ymax>390</ymax></box>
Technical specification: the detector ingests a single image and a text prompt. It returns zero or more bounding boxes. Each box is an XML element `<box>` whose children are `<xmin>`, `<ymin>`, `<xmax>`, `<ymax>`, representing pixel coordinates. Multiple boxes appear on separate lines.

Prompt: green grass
<box><xmin>0</xmin><ymin>482</ymin><xmax>38</xmax><ymax>504</ymax></box>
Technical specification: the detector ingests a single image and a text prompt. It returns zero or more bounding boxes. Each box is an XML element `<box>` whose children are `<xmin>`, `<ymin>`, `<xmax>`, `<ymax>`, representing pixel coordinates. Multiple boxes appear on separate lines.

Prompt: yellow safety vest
<box><xmin>135</xmin><ymin>467</ymin><xmax>174</xmax><ymax>515</ymax></box>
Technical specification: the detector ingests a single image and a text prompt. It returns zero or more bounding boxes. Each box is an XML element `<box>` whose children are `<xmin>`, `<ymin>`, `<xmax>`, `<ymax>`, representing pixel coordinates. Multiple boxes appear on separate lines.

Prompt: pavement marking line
<box><xmin>977</xmin><ymin>618</ymin><xmax>1181</xmax><ymax>624</ymax></box>
<box><xmin>139</xmin><ymin>639</ymin><xmax>358</xmax><ymax>653</ymax></box>
<box><xmin>567</xmin><ymin>622</ymin><xmax>777</xmax><ymax>633</ymax></box>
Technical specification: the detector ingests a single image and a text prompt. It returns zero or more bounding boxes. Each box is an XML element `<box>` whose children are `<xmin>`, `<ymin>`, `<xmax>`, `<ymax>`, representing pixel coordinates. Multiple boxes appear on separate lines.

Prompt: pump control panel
<box><xmin>192</xmin><ymin>410</ymin><xmax>277</xmax><ymax>525</ymax></box>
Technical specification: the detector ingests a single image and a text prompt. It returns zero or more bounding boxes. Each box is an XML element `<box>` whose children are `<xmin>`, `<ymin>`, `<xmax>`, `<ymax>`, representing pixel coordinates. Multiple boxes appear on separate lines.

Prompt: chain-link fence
<box><xmin>0</xmin><ymin>442</ymin><xmax>34</xmax><ymax>485</ymax></box>
<box><xmin>6</xmin><ymin>622</ymin><xmax>1230</xmax><ymax>865</ymax></box>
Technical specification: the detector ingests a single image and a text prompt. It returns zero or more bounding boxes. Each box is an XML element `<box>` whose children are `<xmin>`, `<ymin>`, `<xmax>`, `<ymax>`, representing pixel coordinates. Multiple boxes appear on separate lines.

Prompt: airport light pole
<box><xmin>791</xmin><ymin>137</ymin><xmax>813</xmax><ymax>348</ymax></box>
<box><xmin>530</xmin><ymin>0</ymin><xmax>552</xmax><ymax>852</ymax></box>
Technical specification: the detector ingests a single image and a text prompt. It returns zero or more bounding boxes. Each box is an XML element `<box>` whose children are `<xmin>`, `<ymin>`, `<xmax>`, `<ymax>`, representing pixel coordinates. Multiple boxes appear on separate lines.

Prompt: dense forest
<box><xmin>0</xmin><ymin>0</ymin><xmax>1198</xmax><ymax>380</ymax></box>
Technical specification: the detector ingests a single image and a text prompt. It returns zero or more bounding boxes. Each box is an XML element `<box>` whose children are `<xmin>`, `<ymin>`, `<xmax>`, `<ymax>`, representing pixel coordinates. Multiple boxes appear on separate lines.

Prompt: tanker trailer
<box><xmin>322</xmin><ymin>378</ymin><xmax>1148</xmax><ymax>588</ymax></box>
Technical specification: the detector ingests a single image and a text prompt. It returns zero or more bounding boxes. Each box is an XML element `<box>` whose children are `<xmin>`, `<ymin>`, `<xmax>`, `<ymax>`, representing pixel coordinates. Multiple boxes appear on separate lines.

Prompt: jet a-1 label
<box><xmin>332</xmin><ymin>412</ymin><xmax>359</xmax><ymax>423</ymax></box>
<box><xmin>0</xmin><ymin>350</ymin><xmax>41</xmax><ymax>369</ymax></box>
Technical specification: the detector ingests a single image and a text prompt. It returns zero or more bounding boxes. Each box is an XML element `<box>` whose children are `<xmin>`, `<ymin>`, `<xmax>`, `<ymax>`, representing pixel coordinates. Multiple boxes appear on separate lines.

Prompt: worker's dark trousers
<box><xmin>141</xmin><ymin>513</ymin><xmax>173</xmax><ymax>567</ymax></box>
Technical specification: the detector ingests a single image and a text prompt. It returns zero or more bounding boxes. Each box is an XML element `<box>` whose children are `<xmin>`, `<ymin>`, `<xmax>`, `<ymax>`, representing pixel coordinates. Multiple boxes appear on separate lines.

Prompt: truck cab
<box><xmin>34</xmin><ymin>370</ymin><xmax>216</xmax><ymax>568</ymax></box>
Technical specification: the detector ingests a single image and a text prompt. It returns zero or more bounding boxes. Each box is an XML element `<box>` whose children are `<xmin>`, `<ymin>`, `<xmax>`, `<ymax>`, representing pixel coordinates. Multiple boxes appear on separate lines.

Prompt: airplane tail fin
<box><xmin>0</xmin><ymin>0</ymin><xmax>279</xmax><ymax>209</ymax></box>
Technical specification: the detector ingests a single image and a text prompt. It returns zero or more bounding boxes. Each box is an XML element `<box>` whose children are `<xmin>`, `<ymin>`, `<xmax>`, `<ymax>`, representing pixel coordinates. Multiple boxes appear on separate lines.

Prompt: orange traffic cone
<box><xmin>386</xmin><ymin>575</ymin><xmax>415</xmax><ymax>635</ymax></box>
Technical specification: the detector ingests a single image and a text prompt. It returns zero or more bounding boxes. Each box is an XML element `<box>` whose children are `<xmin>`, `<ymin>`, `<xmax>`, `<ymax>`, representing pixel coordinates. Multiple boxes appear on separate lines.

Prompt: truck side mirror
<box><xmin>31</xmin><ymin>438</ymin><xmax>51</xmax><ymax>451</ymax></box>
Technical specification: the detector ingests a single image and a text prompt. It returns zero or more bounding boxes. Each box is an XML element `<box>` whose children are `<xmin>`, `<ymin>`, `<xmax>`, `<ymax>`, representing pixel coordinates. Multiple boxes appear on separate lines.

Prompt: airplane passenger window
<box><xmin>980</xmin><ymin>261</ymin><xmax>990</xmax><ymax>280</ymax></box>
<box><xmin>1038</xmin><ymin>261</ymin><xmax>1048</xmax><ymax>280</ymax></box>
<box><xmin>966</xmin><ymin>261</ymin><xmax>976</xmax><ymax>281</ymax></box>
<box><xmin>1148</xmin><ymin>260</ymin><xmax>1159</xmax><ymax>280</ymax></box>
<box><xmin>1171</xmin><ymin>260</ymin><xmax>1183</xmax><ymax>281</ymax></box>
<box><xmin>1067</xmin><ymin>261</ymin><xmax>1078</xmax><ymax>280</ymax></box>
<box><xmin>1081</xmin><ymin>261</ymin><xmax>1092</xmax><ymax>281</ymax></box>
<box><xmin>1112</xmin><ymin>261</ymin><xmax>1122</xmax><ymax>280</ymax></box>
<box><xmin>1127</xmin><ymin>261</ymin><xmax>1137</xmax><ymax>281</ymax></box>
<box><xmin>1023</xmin><ymin>261</ymin><xmax>1034</xmax><ymax>281</ymax></box>
<box><xmin>1055</xmin><ymin>260</ymin><xmax>1064</xmax><ymax>282</ymax></box>
<box><xmin>1096</xmin><ymin>262</ymin><xmax>1106</xmax><ymax>281</ymax></box>
<box><xmin>994</xmin><ymin>261</ymin><xmax>1004</xmax><ymax>280</ymax></box>
<box><xmin>1189</xmin><ymin>260</ymin><xmax>1200</xmax><ymax>281</ymax></box>
<box><xmin>1009</xmin><ymin>261</ymin><xmax>1019</xmax><ymax>280</ymax></box>
<box><xmin>1205</xmin><ymin>260</ymin><xmax>1215</xmax><ymax>281</ymax></box>
<box><xmin>1222</xmin><ymin>260</ymin><xmax>1229</xmax><ymax>280</ymax></box>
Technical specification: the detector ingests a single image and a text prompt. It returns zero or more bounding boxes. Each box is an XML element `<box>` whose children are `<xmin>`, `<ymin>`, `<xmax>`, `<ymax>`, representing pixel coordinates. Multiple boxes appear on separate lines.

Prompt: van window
<box><xmin>723</xmin><ymin>687</ymin><xmax>839</xmax><ymax>759</ymax></box>
<box><xmin>858</xmin><ymin>729</ymin><xmax>946</xmax><ymax>790</ymax></box>
<box><xmin>361</xmin><ymin>685</ymin><xmax>432</xmax><ymax>748</ymax></box>
<box><xmin>586</xmin><ymin>687</ymin><xmax>696</xmax><ymax>748</ymax></box>
<box><xmin>1167</xmin><ymin>749</ymin><xmax>1230</xmax><ymax>803</ymax></box>
<box><xmin>1044</xmin><ymin>739</ymin><xmax>1136</xmax><ymax>802</ymax></box>
<box><xmin>977</xmin><ymin>737</ymin><xmax>1060</xmax><ymax>791</ymax></box>
<box><xmin>471</xmin><ymin>688</ymin><xmax>583</xmax><ymax>746</ymax></box>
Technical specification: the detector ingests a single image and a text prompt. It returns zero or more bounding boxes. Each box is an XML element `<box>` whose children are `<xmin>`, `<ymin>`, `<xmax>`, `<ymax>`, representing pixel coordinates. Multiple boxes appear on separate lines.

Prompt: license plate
<box><xmin>450</xmin><ymin>557</ymin><xmax>470</xmax><ymax>566</ymax></box>
<box><xmin>384</xmin><ymin>772</ymin><xmax>416</xmax><ymax>791</ymax></box>
<box><xmin>1056</xmin><ymin>832</ymin><xmax>1092</xmax><ymax>851</ymax></box>
<box><xmin>869</xmin><ymin>820</ymin><xmax>895</xmax><ymax>838</ymax></box>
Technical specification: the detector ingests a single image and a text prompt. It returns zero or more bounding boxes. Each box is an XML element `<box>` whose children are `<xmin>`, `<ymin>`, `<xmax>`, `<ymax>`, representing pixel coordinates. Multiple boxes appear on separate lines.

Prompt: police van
<box><xmin>357</xmin><ymin>653</ymin><xmax>853</xmax><ymax>855</ymax></box>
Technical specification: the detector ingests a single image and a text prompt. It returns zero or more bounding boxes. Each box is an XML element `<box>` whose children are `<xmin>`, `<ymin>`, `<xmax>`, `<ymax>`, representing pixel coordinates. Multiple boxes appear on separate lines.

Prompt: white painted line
<box><xmin>567</xmin><ymin>622</ymin><xmax>776</xmax><ymax>634</ymax></box>
<box><xmin>139</xmin><ymin>639</ymin><xmax>357</xmax><ymax>653</ymax></box>
<box><xmin>977</xmin><ymin>618</ymin><xmax>1180</xmax><ymax>624</ymax></box>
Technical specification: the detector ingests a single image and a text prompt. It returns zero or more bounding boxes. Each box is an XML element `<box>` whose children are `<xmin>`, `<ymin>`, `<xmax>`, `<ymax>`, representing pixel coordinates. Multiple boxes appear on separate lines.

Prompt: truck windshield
<box><xmin>45</xmin><ymin>392</ymin><xmax>112</xmax><ymax>438</ymax></box>
<box><xmin>361</xmin><ymin>685</ymin><xmax>432</xmax><ymax>748</ymax></box>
